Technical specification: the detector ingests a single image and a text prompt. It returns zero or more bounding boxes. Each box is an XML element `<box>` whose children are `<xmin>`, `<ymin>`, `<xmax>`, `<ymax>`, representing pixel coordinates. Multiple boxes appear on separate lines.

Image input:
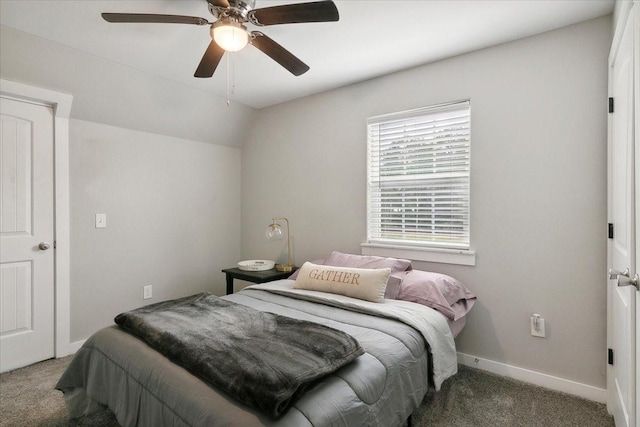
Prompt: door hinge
<box><xmin>609</xmin><ymin>97</ymin><xmax>614</xmax><ymax>113</ymax></box>
<box><xmin>54</xmin><ymin>241</ymin><xmax>57</xmax><ymax>249</ymax></box>
<box><xmin>608</xmin><ymin>348</ymin><xmax>614</xmax><ymax>365</ymax></box>
<box><xmin>608</xmin><ymin>223</ymin><xmax>614</xmax><ymax>239</ymax></box>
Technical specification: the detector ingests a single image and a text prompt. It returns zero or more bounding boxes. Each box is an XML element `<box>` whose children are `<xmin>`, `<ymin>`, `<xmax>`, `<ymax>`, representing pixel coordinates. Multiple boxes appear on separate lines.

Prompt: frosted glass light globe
<box><xmin>212</xmin><ymin>21</ymin><xmax>249</xmax><ymax>52</ymax></box>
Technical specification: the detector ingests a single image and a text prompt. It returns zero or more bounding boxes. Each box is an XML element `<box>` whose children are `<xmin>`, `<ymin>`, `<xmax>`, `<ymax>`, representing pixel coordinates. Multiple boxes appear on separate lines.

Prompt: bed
<box><xmin>57</xmin><ymin>258</ymin><xmax>475</xmax><ymax>427</ymax></box>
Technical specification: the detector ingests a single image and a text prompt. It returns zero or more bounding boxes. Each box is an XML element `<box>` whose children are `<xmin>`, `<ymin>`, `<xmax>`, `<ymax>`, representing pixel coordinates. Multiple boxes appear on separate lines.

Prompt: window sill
<box><xmin>361</xmin><ymin>243</ymin><xmax>476</xmax><ymax>266</ymax></box>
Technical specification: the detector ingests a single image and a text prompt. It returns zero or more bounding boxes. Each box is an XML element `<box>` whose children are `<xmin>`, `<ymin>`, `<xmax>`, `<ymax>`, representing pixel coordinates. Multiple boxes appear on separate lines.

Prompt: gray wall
<box><xmin>69</xmin><ymin>119</ymin><xmax>241</xmax><ymax>341</ymax></box>
<box><xmin>242</xmin><ymin>16</ymin><xmax>611</xmax><ymax>388</ymax></box>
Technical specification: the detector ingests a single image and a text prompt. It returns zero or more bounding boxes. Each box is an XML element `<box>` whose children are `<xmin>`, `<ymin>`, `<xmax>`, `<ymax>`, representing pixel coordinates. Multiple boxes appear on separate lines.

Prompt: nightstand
<box><xmin>221</xmin><ymin>267</ymin><xmax>297</xmax><ymax>295</ymax></box>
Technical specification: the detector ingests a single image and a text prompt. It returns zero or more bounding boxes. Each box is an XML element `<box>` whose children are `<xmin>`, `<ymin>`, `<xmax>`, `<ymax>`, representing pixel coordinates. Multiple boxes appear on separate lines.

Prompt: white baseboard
<box><xmin>64</xmin><ymin>339</ymin><xmax>86</xmax><ymax>355</ymax></box>
<box><xmin>457</xmin><ymin>352</ymin><xmax>607</xmax><ymax>404</ymax></box>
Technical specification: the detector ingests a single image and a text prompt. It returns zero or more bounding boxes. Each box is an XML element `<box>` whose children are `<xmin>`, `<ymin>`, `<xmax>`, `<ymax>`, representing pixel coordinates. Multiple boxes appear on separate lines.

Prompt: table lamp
<box><xmin>265</xmin><ymin>217</ymin><xmax>294</xmax><ymax>272</ymax></box>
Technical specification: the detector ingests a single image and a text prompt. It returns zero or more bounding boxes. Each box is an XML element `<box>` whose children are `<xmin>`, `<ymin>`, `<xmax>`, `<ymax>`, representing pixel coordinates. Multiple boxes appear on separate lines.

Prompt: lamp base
<box><xmin>275</xmin><ymin>264</ymin><xmax>294</xmax><ymax>273</ymax></box>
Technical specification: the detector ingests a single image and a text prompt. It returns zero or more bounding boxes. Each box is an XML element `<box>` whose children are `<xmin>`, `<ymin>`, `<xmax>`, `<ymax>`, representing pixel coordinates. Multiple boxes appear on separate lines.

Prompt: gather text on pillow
<box><xmin>308</xmin><ymin>268</ymin><xmax>360</xmax><ymax>285</ymax></box>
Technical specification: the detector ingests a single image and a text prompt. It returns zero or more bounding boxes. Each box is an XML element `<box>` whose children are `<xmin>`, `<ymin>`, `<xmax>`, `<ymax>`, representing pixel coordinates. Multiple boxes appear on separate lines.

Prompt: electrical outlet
<box><xmin>95</xmin><ymin>213</ymin><xmax>107</xmax><ymax>228</ymax></box>
<box><xmin>143</xmin><ymin>285</ymin><xmax>152</xmax><ymax>300</ymax></box>
<box><xmin>530</xmin><ymin>314</ymin><xmax>546</xmax><ymax>338</ymax></box>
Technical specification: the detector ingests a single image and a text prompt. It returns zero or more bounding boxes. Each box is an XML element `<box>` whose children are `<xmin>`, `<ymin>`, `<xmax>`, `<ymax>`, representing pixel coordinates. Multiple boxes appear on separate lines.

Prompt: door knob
<box><xmin>608</xmin><ymin>268</ymin><xmax>630</xmax><ymax>279</ymax></box>
<box><xmin>617</xmin><ymin>273</ymin><xmax>639</xmax><ymax>291</ymax></box>
<box><xmin>38</xmin><ymin>242</ymin><xmax>51</xmax><ymax>251</ymax></box>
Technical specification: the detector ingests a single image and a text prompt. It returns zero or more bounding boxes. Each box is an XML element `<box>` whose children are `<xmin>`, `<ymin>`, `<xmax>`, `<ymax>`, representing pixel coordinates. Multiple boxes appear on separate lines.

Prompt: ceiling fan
<box><xmin>102</xmin><ymin>0</ymin><xmax>339</xmax><ymax>78</ymax></box>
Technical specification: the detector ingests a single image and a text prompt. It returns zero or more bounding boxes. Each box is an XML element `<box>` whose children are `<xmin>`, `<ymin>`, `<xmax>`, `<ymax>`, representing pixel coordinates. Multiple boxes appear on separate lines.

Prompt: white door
<box><xmin>608</xmin><ymin>6</ymin><xmax>637</xmax><ymax>427</ymax></box>
<box><xmin>0</xmin><ymin>96</ymin><xmax>55</xmax><ymax>372</ymax></box>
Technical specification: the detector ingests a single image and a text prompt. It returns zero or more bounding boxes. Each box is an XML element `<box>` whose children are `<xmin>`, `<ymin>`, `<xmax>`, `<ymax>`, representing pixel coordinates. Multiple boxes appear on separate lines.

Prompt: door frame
<box><xmin>634</xmin><ymin>1</ymin><xmax>640</xmax><ymax>424</ymax></box>
<box><xmin>0</xmin><ymin>78</ymin><xmax>73</xmax><ymax>358</ymax></box>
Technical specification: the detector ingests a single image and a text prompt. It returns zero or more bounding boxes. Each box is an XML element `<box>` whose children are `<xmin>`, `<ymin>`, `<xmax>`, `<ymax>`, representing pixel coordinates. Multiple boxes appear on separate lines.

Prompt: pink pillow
<box><xmin>385</xmin><ymin>271</ymin><xmax>410</xmax><ymax>300</ymax></box>
<box><xmin>323</xmin><ymin>251</ymin><xmax>412</xmax><ymax>273</ymax></box>
<box><xmin>397</xmin><ymin>270</ymin><xmax>476</xmax><ymax>321</ymax></box>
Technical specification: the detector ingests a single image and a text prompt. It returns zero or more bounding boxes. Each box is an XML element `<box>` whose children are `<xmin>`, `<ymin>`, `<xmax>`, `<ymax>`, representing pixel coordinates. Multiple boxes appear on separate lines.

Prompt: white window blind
<box><xmin>367</xmin><ymin>101</ymin><xmax>470</xmax><ymax>249</ymax></box>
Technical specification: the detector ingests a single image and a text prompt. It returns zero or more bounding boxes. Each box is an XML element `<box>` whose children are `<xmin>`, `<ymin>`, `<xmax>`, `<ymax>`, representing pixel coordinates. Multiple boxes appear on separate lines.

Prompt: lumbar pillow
<box><xmin>293</xmin><ymin>262</ymin><xmax>390</xmax><ymax>303</ymax></box>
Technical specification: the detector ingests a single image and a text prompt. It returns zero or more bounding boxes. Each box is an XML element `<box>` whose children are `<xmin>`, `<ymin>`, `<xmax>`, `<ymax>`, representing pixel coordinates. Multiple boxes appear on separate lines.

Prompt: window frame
<box><xmin>363</xmin><ymin>100</ymin><xmax>475</xmax><ymax>266</ymax></box>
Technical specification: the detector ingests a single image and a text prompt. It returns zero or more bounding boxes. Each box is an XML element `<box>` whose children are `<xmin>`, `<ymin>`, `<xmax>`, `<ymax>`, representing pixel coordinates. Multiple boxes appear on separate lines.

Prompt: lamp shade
<box><xmin>212</xmin><ymin>20</ymin><xmax>249</xmax><ymax>52</ymax></box>
<box><xmin>265</xmin><ymin>223</ymin><xmax>283</xmax><ymax>240</ymax></box>
<box><xmin>266</xmin><ymin>217</ymin><xmax>293</xmax><ymax>272</ymax></box>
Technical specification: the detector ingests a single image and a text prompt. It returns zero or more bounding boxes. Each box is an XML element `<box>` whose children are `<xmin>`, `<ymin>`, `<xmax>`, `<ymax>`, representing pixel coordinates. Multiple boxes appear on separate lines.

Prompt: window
<box><xmin>366</xmin><ymin>100</ymin><xmax>471</xmax><ymax>252</ymax></box>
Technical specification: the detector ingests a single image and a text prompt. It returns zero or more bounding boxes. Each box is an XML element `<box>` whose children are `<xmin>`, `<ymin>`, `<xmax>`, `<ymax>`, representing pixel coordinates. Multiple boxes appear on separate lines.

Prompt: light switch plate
<box><xmin>95</xmin><ymin>213</ymin><xmax>107</xmax><ymax>228</ymax></box>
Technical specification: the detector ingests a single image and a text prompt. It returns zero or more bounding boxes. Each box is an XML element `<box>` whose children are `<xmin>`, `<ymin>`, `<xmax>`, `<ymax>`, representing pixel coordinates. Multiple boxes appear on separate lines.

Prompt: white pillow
<box><xmin>293</xmin><ymin>262</ymin><xmax>390</xmax><ymax>303</ymax></box>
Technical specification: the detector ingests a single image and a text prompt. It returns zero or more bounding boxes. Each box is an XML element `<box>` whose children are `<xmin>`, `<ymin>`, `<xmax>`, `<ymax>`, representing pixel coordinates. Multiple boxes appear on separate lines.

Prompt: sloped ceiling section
<box><xmin>0</xmin><ymin>1</ymin><xmax>613</xmax><ymax>146</ymax></box>
<box><xmin>0</xmin><ymin>24</ymin><xmax>254</xmax><ymax>147</ymax></box>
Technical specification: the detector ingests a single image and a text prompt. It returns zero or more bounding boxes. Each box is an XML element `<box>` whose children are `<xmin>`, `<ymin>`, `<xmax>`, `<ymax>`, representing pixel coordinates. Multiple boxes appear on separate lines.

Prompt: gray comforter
<box><xmin>112</xmin><ymin>292</ymin><xmax>364</xmax><ymax>418</ymax></box>
<box><xmin>56</xmin><ymin>281</ymin><xmax>457</xmax><ymax>426</ymax></box>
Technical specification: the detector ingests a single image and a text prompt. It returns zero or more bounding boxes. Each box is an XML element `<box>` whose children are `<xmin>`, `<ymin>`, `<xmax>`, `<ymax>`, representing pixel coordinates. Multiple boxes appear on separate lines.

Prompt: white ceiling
<box><xmin>0</xmin><ymin>0</ymin><xmax>613</xmax><ymax>109</ymax></box>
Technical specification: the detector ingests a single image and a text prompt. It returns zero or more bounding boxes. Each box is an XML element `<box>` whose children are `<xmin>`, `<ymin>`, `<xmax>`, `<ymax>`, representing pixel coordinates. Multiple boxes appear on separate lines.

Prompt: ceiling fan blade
<box><xmin>194</xmin><ymin>40</ymin><xmax>225</xmax><ymax>78</ymax></box>
<box><xmin>102</xmin><ymin>13</ymin><xmax>209</xmax><ymax>25</ymax></box>
<box><xmin>248</xmin><ymin>1</ymin><xmax>339</xmax><ymax>26</ymax></box>
<box><xmin>251</xmin><ymin>32</ymin><xmax>309</xmax><ymax>76</ymax></box>
<box><xmin>206</xmin><ymin>0</ymin><xmax>230</xmax><ymax>8</ymax></box>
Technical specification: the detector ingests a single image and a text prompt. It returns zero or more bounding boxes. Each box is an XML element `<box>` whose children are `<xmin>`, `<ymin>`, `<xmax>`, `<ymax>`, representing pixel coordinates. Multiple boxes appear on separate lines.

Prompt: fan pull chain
<box><xmin>231</xmin><ymin>54</ymin><xmax>236</xmax><ymax>99</ymax></box>
<box><xmin>225</xmin><ymin>53</ymin><xmax>237</xmax><ymax>107</ymax></box>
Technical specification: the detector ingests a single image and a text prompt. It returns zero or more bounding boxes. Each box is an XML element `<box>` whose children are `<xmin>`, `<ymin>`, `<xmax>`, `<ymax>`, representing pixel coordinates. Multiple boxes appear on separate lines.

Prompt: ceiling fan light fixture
<box><xmin>212</xmin><ymin>20</ymin><xmax>249</xmax><ymax>52</ymax></box>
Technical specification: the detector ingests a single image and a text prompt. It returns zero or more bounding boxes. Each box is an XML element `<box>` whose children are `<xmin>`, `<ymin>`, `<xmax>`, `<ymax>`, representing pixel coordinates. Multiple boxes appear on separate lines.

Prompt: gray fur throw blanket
<box><xmin>114</xmin><ymin>292</ymin><xmax>364</xmax><ymax>418</ymax></box>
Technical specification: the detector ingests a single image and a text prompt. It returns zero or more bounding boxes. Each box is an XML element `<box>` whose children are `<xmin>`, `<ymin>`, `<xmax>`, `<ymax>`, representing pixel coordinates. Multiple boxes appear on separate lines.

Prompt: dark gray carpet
<box><xmin>0</xmin><ymin>356</ymin><xmax>614</xmax><ymax>426</ymax></box>
<box><xmin>414</xmin><ymin>365</ymin><xmax>614</xmax><ymax>427</ymax></box>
